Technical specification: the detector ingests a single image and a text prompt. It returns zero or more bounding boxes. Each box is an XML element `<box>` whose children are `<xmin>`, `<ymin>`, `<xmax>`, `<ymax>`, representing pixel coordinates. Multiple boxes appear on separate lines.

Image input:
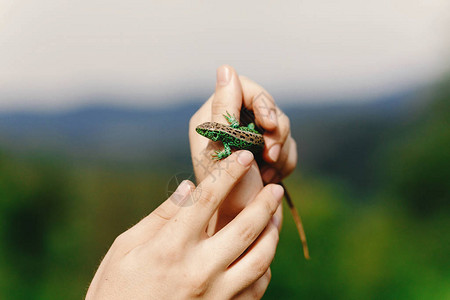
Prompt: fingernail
<box><xmin>269</xmin><ymin>109</ymin><xmax>278</xmax><ymax>125</ymax></box>
<box><xmin>179</xmin><ymin>180</ymin><xmax>192</xmax><ymax>193</ymax></box>
<box><xmin>237</xmin><ymin>150</ymin><xmax>254</xmax><ymax>166</ymax></box>
<box><xmin>271</xmin><ymin>184</ymin><xmax>284</xmax><ymax>201</ymax></box>
<box><xmin>268</xmin><ymin>144</ymin><xmax>281</xmax><ymax>162</ymax></box>
<box><xmin>217</xmin><ymin>65</ymin><xmax>231</xmax><ymax>86</ymax></box>
<box><xmin>172</xmin><ymin>180</ymin><xmax>192</xmax><ymax>205</ymax></box>
<box><xmin>262</xmin><ymin>167</ymin><xmax>276</xmax><ymax>183</ymax></box>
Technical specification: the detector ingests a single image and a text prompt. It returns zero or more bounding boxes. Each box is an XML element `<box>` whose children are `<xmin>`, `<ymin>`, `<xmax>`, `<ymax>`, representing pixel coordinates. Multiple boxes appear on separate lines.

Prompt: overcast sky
<box><xmin>1</xmin><ymin>0</ymin><xmax>449</xmax><ymax>111</ymax></box>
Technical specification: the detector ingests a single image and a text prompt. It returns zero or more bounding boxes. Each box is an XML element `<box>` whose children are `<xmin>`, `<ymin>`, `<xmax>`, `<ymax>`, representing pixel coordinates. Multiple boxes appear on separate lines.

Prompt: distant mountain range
<box><xmin>0</xmin><ymin>90</ymin><xmax>425</xmax><ymax>188</ymax></box>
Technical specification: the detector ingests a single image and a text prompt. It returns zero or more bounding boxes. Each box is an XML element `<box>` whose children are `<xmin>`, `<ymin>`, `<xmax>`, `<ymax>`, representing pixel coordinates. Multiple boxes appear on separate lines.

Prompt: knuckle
<box><xmin>212</xmin><ymin>100</ymin><xmax>228</xmax><ymax>111</ymax></box>
<box><xmin>250</xmin><ymin>285</ymin><xmax>261</xmax><ymax>299</ymax></box>
<box><xmin>113</xmin><ymin>232</ymin><xmax>129</xmax><ymax>248</ymax></box>
<box><xmin>281</xmin><ymin>139</ymin><xmax>298</xmax><ymax>177</ymax></box>
<box><xmin>238</xmin><ymin>223</ymin><xmax>259</xmax><ymax>244</ymax></box>
<box><xmin>187</xmin><ymin>273</ymin><xmax>209</xmax><ymax>297</ymax></box>
<box><xmin>195</xmin><ymin>186</ymin><xmax>218</xmax><ymax>209</ymax></box>
<box><xmin>279</xmin><ymin>115</ymin><xmax>291</xmax><ymax>139</ymax></box>
<box><xmin>251</xmin><ymin>281</ymin><xmax>267</xmax><ymax>300</ymax></box>
<box><xmin>263</xmin><ymin>199</ymin><xmax>274</xmax><ymax>216</ymax></box>
<box><xmin>254</xmin><ymin>270</ymin><xmax>271</xmax><ymax>299</ymax></box>
<box><xmin>211</xmin><ymin>94</ymin><xmax>231</xmax><ymax>110</ymax></box>
<box><xmin>253</xmin><ymin>90</ymin><xmax>274</xmax><ymax>104</ymax></box>
<box><xmin>251</xmin><ymin>254</ymin><xmax>271</xmax><ymax>279</ymax></box>
<box><xmin>254</xmin><ymin>97</ymin><xmax>275</xmax><ymax>119</ymax></box>
<box><xmin>152</xmin><ymin>205</ymin><xmax>173</xmax><ymax>221</ymax></box>
<box><xmin>221</xmin><ymin>162</ymin><xmax>240</xmax><ymax>181</ymax></box>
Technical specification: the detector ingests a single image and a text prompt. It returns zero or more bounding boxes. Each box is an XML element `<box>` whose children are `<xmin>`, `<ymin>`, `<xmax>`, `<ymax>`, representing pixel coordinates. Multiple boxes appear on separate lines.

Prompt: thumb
<box><xmin>211</xmin><ymin>65</ymin><xmax>243</xmax><ymax>123</ymax></box>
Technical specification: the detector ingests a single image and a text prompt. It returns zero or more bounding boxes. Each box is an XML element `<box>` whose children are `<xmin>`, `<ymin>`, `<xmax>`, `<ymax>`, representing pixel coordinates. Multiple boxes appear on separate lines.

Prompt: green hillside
<box><xmin>0</xmin><ymin>81</ymin><xmax>449</xmax><ymax>299</ymax></box>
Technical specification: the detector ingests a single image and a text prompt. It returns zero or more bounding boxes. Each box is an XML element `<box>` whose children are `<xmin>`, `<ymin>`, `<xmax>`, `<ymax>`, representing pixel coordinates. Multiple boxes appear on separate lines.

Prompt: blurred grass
<box><xmin>0</xmin><ymin>79</ymin><xmax>449</xmax><ymax>299</ymax></box>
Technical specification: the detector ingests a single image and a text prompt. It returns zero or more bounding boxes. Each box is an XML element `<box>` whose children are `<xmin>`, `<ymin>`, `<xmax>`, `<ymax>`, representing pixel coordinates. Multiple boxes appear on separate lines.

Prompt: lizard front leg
<box><xmin>223</xmin><ymin>111</ymin><xmax>240</xmax><ymax>128</ymax></box>
<box><xmin>212</xmin><ymin>143</ymin><xmax>232</xmax><ymax>160</ymax></box>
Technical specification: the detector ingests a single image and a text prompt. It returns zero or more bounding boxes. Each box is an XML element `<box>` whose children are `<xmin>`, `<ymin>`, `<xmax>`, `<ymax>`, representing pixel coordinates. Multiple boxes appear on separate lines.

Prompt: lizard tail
<box><xmin>280</xmin><ymin>182</ymin><xmax>310</xmax><ymax>260</ymax></box>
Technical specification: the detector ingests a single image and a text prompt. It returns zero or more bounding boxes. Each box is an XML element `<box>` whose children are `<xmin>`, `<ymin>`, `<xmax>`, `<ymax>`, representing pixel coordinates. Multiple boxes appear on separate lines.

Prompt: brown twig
<box><xmin>279</xmin><ymin>182</ymin><xmax>310</xmax><ymax>260</ymax></box>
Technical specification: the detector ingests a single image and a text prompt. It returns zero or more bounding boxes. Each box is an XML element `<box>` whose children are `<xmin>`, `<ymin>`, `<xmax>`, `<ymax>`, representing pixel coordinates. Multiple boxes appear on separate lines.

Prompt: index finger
<box><xmin>211</xmin><ymin>65</ymin><xmax>243</xmax><ymax>124</ymax></box>
<box><xmin>169</xmin><ymin>150</ymin><xmax>254</xmax><ymax>240</ymax></box>
<box><xmin>240</xmin><ymin>76</ymin><xmax>293</xmax><ymax>163</ymax></box>
<box><xmin>239</xmin><ymin>75</ymin><xmax>279</xmax><ymax>132</ymax></box>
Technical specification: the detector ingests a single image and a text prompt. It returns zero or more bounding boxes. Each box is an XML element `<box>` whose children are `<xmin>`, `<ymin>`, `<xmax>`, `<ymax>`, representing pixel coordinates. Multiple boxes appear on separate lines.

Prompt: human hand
<box><xmin>86</xmin><ymin>151</ymin><xmax>283</xmax><ymax>299</ymax></box>
<box><xmin>190</xmin><ymin>65</ymin><xmax>297</xmax><ymax>184</ymax></box>
<box><xmin>189</xmin><ymin>65</ymin><xmax>297</xmax><ymax>232</ymax></box>
<box><xmin>189</xmin><ymin>65</ymin><xmax>297</xmax><ymax>183</ymax></box>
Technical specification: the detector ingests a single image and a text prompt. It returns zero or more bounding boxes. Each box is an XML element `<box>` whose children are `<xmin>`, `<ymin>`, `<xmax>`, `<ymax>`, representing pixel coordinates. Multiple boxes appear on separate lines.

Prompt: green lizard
<box><xmin>196</xmin><ymin>111</ymin><xmax>310</xmax><ymax>260</ymax></box>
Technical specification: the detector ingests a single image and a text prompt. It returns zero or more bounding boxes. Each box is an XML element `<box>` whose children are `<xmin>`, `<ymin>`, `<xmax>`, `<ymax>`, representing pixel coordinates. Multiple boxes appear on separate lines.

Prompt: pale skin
<box><xmin>189</xmin><ymin>65</ymin><xmax>297</xmax><ymax>233</ymax></box>
<box><xmin>86</xmin><ymin>65</ymin><xmax>297</xmax><ymax>299</ymax></box>
<box><xmin>188</xmin><ymin>65</ymin><xmax>298</xmax><ymax>297</ymax></box>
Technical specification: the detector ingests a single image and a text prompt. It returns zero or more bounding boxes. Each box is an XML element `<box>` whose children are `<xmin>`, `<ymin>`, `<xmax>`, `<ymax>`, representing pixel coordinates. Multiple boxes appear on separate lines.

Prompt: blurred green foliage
<box><xmin>0</xmin><ymin>80</ymin><xmax>449</xmax><ymax>299</ymax></box>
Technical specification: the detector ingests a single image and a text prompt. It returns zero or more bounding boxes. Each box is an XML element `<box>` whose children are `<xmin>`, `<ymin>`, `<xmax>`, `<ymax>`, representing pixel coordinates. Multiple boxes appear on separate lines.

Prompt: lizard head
<box><xmin>195</xmin><ymin>122</ymin><xmax>221</xmax><ymax>141</ymax></box>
